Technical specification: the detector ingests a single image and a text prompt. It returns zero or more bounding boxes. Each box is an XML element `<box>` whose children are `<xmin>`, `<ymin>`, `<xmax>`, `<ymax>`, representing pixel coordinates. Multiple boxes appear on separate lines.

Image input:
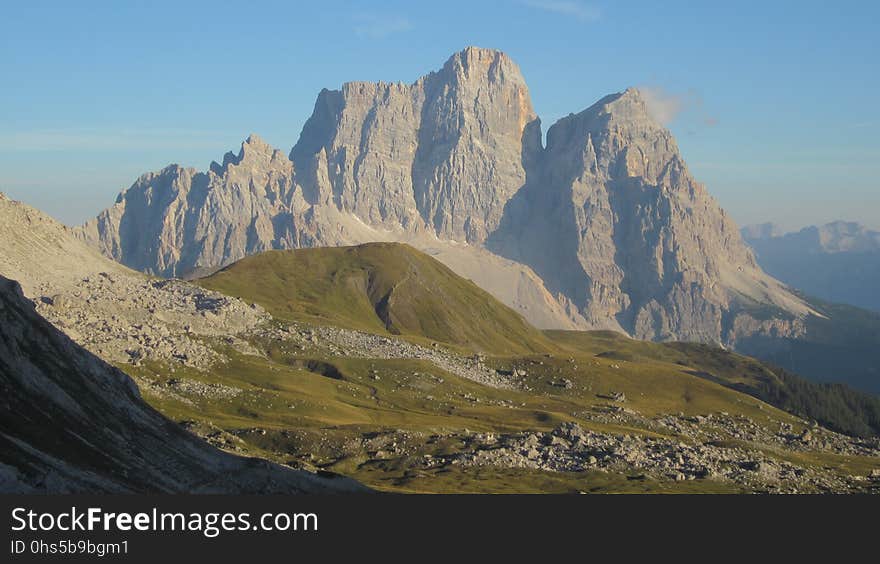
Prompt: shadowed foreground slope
<box><xmin>0</xmin><ymin>276</ymin><xmax>366</xmax><ymax>493</ymax></box>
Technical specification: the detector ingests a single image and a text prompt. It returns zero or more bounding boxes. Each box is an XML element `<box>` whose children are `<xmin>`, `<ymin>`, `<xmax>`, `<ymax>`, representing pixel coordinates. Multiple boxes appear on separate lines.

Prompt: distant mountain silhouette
<box><xmin>743</xmin><ymin>221</ymin><xmax>880</xmax><ymax>312</ymax></box>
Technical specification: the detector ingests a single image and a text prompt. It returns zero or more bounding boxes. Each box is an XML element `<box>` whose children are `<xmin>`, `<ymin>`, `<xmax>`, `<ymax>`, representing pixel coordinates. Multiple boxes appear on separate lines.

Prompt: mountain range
<box><xmin>743</xmin><ymin>221</ymin><xmax>880</xmax><ymax>312</ymax></box>
<box><xmin>76</xmin><ymin>47</ymin><xmax>817</xmax><ymax>356</ymax></box>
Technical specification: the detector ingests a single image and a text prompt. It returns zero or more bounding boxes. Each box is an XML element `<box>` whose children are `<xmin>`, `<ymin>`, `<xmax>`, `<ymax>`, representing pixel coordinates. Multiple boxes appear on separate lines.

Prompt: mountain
<box><xmin>0</xmin><ymin>274</ymin><xmax>364</xmax><ymax>493</ymax></box>
<box><xmin>76</xmin><ymin>49</ymin><xmax>576</xmax><ymax>330</ymax></box>
<box><xmin>199</xmin><ymin>242</ymin><xmax>554</xmax><ymax>355</ymax></box>
<box><xmin>738</xmin><ymin>220</ymin><xmax>880</xmax><ymax>393</ymax></box>
<box><xmin>77</xmin><ymin>48</ymin><xmax>812</xmax><ymax>343</ymax></box>
<box><xmin>741</xmin><ymin>222</ymin><xmax>784</xmax><ymax>241</ymax></box>
<box><xmin>77</xmin><ymin>47</ymin><xmax>539</xmax><ymax>274</ymax></box>
<box><xmin>75</xmin><ymin>135</ymin><xmax>576</xmax><ymax>329</ymax></box>
<box><xmin>744</xmin><ymin>221</ymin><xmax>880</xmax><ymax>312</ymax></box>
<box><xmin>290</xmin><ymin>47</ymin><xmax>539</xmax><ymax>244</ymax></box>
<box><xmin>486</xmin><ymin>88</ymin><xmax>814</xmax><ymax>342</ymax></box>
<box><xmin>75</xmin><ymin>47</ymin><xmax>880</xmax><ymax>393</ymax></box>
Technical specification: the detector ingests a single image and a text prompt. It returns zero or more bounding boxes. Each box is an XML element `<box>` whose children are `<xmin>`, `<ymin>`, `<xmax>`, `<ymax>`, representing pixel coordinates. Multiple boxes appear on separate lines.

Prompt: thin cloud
<box><xmin>639</xmin><ymin>86</ymin><xmax>684</xmax><ymax>125</ymax></box>
<box><xmin>521</xmin><ymin>1</ymin><xmax>601</xmax><ymax>22</ymax></box>
<box><xmin>353</xmin><ymin>14</ymin><xmax>414</xmax><ymax>39</ymax></box>
<box><xmin>638</xmin><ymin>86</ymin><xmax>718</xmax><ymax>128</ymax></box>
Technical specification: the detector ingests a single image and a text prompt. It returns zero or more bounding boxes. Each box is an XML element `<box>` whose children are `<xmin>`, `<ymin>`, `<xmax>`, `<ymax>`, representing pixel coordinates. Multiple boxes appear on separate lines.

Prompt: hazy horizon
<box><xmin>2</xmin><ymin>0</ymin><xmax>877</xmax><ymax>232</ymax></box>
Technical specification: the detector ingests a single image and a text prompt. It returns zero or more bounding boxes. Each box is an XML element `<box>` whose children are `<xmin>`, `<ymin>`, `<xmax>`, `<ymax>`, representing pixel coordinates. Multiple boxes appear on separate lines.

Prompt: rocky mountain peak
<box><xmin>287</xmin><ymin>46</ymin><xmax>539</xmax><ymax>243</ymax></box>
<box><xmin>543</xmin><ymin>88</ymin><xmax>679</xmax><ymax>187</ymax></box>
<box><xmin>825</xmin><ymin>220</ymin><xmax>861</xmax><ymax>231</ymax></box>
<box><xmin>214</xmin><ymin>133</ymin><xmax>287</xmax><ymax>173</ymax></box>
<box><xmin>744</xmin><ymin>221</ymin><xmax>880</xmax><ymax>254</ymax></box>
<box><xmin>817</xmin><ymin>221</ymin><xmax>880</xmax><ymax>252</ymax></box>
<box><xmin>492</xmin><ymin>90</ymin><xmax>812</xmax><ymax>341</ymax></box>
<box><xmin>77</xmin><ymin>47</ymin><xmax>815</xmax><ymax>345</ymax></box>
<box><xmin>743</xmin><ymin>220</ymin><xmax>880</xmax><ymax>314</ymax></box>
<box><xmin>559</xmin><ymin>87</ymin><xmax>661</xmax><ymax>133</ymax></box>
<box><xmin>240</xmin><ymin>133</ymin><xmax>277</xmax><ymax>159</ymax></box>
<box><xmin>438</xmin><ymin>46</ymin><xmax>524</xmax><ymax>86</ymax></box>
<box><xmin>604</xmin><ymin>87</ymin><xmax>658</xmax><ymax>123</ymax></box>
<box><xmin>548</xmin><ymin>88</ymin><xmax>654</xmax><ymax>137</ymax></box>
<box><xmin>244</xmin><ymin>132</ymin><xmax>268</xmax><ymax>146</ymax></box>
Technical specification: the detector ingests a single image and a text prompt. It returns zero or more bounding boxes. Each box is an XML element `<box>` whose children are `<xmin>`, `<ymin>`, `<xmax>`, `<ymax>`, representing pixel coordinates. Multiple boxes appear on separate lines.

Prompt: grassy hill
<box><xmin>200</xmin><ymin>243</ymin><xmax>880</xmax><ymax>439</ymax></box>
<box><xmin>199</xmin><ymin>243</ymin><xmax>555</xmax><ymax>355</ymax></box>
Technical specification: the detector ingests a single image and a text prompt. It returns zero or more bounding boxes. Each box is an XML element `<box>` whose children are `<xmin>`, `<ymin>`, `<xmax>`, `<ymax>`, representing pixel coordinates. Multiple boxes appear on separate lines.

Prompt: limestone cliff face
<box><xmin>489</xmin><ymin>89</ymin><xmax>813</xmax><ymax>342</ymax></box>
<box><xmin>76</xmin><ymin>48</ymin><xmax>814</xmax><ymax>344</ymax></box>
<box><xmin>78</xmin><ymin>135</ymin><xmax>323</xmax><ymax>277</ymax></box>
<box><xmin>291</xmin><ymin>46</ymin><xmax>540</xmax><ymax>242</ymax></box>
<box><xmin>80</xmin><ymin>48</ymin><xmax>540</xmax><ymax>276</ymax></box>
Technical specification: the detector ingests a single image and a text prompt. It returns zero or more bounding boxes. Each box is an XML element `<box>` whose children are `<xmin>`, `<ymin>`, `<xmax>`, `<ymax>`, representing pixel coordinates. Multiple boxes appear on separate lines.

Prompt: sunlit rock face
<box><xmin>77</xmin><ymin>48</ymin><xmax>814</xmax><ymax>345</ymax></box>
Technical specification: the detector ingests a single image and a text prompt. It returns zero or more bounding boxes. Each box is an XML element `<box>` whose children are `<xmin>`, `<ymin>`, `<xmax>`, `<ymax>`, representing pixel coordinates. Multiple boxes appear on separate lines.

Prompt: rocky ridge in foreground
<box><xmin>0</xmin><ymin>275</ymin><xmax>365</xmax><ymax>493</ymax></box>
<box><xmin>0</xmin><ymin>193</ymin><xmax>268</xmax><ymax>370</ymax></box>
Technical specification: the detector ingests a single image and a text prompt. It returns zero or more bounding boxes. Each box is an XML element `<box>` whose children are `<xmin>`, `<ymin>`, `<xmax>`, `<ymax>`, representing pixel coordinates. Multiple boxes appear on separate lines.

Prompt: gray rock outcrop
<box><xmin>77</xmin><ymin>135</ymin><xmax>311</xmax><ymax>277</ymax></box>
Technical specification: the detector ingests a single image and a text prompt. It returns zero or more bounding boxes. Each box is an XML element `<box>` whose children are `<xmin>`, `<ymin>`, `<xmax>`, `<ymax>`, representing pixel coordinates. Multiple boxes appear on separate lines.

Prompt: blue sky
<box><xmin>1</xmin><ymin>0</ymin><xmax>878</xmax><ymax>231</ymax></box>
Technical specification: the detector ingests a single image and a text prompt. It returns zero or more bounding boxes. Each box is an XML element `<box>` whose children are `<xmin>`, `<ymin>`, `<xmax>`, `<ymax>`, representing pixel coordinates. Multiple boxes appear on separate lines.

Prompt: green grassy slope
<box><xmin>548</xmin><ymin>330</ymin><xmax>880</xmax><ymax>437</ymax></box>
<box><xmin>199</xmin><ymin>243</ymin><xmax>555</xmax><ymax>355</ymax></box>
<box><xmin>199</xmin><ymin>243</ymin><xmax>880</xmax><ymax>438</ymax></box>
<box><xmin>128</xmin><ymin>331</ymin><xmax>878</xmax><ymax>493</ymax></box>
<box><xmin>169</xmin><ymin>243</ymin><xmax>880</xmax><ymax>492</ymax></box>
